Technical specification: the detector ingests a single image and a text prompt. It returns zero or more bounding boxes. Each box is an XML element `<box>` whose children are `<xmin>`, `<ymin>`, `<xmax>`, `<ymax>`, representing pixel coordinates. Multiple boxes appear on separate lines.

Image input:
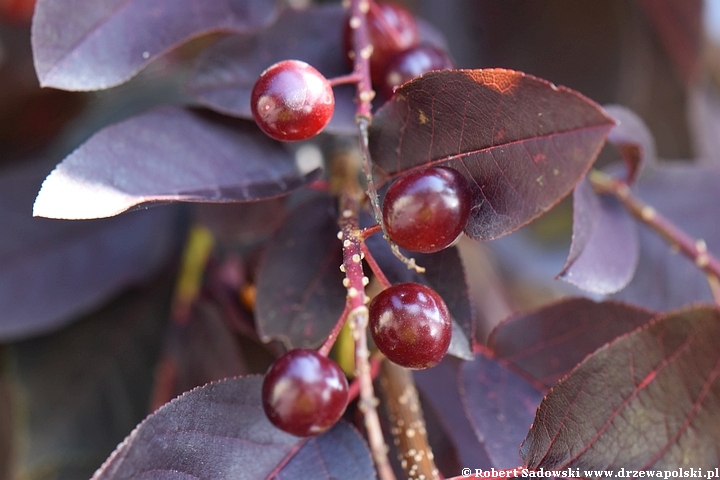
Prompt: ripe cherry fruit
<box><xmin>369</xmin><ymin>282</ymin><xmax>451</xmax><ymax>369</ymax></box>
<box><xmin>379</xmin><ymin>44</ymin><xmax>454</xmax><ymax>99</ymax></box>
<box><xmin>344</xmin><ymin>2</ymin><xmax>420</xmax><ymax>85</ymax></box>
<box><xmin>262</xmin><ymin>349</ymin><xmax>348</xmax><ymax>437</ymax></box>
<box><xmin>382</xmin><ymin>166</ymin><xmax>472</xmax><ymax>253</ymax></box>
<box><xmin>250</xmin><ymin>60</ymin><xmax>334</xmax><ymax>142</ymax></box>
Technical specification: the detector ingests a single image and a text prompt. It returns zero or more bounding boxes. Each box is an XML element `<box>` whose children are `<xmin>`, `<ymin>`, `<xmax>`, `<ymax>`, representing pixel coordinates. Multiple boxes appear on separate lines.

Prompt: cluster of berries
<box><xmin>250</xmin><ymin>2</ymin><xmax>453</xmax><ymax>143</ymax></box>
<box><xmin>252</xmin><ymin>2</ymin><xmax>471</xmax><ymax>439</ymax></box>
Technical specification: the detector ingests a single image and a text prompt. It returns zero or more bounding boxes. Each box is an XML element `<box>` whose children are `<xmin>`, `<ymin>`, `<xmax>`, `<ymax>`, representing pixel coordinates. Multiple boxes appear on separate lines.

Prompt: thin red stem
<box><xmin>328</xmin><ymin>72</ymin><xmax>363</xmax><ymax>87</ymax></box>
<box><xmin>361</xmin><ymin>224</ymin><xmax>382</xmax><ymax>239</ymax></box>
<box><xmin>264</xmin><ymin>440</ymin><xmax>309</xmax><ymax>480</ymax></box>
<box><xmin>348</xmin><ymin>355</ymin><xmax>382</xmax><ymax>402</ymax></box>
<box><xmin>318</xmin><ymin>302</ymin><xmax>352</xmax><ymax>357</ymax></box>
<box><xmin>361</xmin><ymin>241</ymin><xmax>392</xmax><ymax>289</ymax></box>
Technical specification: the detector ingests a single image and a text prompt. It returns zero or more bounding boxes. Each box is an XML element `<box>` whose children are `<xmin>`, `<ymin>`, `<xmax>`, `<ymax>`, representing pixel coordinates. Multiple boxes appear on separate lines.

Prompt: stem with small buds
<box><xmin>379</xmin><ymin>361</ymin><xmax>441</xmax><ymax>480</ymax></box>
<box><xmin>589</xmin><ymin>169</ymin><xmax>720</xmax><ymax>306</ymax></box>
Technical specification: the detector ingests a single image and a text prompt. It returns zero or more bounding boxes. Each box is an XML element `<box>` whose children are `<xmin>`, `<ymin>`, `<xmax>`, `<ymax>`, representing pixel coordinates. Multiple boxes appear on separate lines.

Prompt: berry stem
<box><xmin>589</xmin><ymin>169</ymin><xmax>720</xmax><ymax>307</ymax></box>
<box><xmin>339</xmin><ymin>188</ymin><xmax>395</xmax><ymax>480</ymax></box>
<box><xmin>379</xmin><ymin>360</ymin><xmax>441</xmax><ymax>480</ymax></box>
<box><xmin>360</xmin><ymin>241</ymin><xmax>392</xmax><ymax>289</ymax></box>
<box><xmin>318</xmin><ymin>302</ymin><xmax>352</xmax><ymax>357</ymax></box>
<box><xmin>361</xmin><ymin>224</ymin><xmax>382</xmax><ymax>239</ymax></box>
<box><xmin>348</xmin><ymin>0</ymin><xmax>375</xmax><ymax>119</ymax></box>
<box><xmin>335</xmin><ymin>145</ymin><xmax>394</xmax><ymax>479</ymax></box>
<box><xmin>348</xmin><ymin>355</ymin><xmax>383</xmax><ymax>402</ymax></box>
<box><xmin>327</xmin><ymin>72</ymin><xmax>364</xmax><ymax>87</ymax></box>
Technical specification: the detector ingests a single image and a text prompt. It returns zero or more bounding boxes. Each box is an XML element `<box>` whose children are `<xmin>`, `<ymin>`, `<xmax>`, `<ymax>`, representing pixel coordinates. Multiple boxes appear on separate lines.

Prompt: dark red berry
<box><xmin>262</xmin><ymin>349</ymin><xmax>348</xmax><ymax>437</ymax></box>
<box><xmin>382</xmin><ymin>166</ymin><xmax>472</xmax><ymax>253</ymax></box>
<box><xmin>343</xmin><ymin>2</ymin><xmax>420</xmax><ymax>85</ymax></box>
<box><xmin>369</xmin><ymin>282</ymin><xmax>451</xmax><ymax>369</ymax></box>
<box><xmin>379</xmin><ymin>44</ymin><xmax>454</xmax><ymax>99</ymax></box>
<box><xmin>250</xmin><ymin>60</ymin><xmax>334</xmax><ymax>142</ymax></box>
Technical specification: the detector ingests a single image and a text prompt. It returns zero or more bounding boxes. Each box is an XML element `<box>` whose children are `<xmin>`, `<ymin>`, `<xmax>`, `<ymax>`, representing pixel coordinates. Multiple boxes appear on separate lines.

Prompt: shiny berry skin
<box><xmin>382</xmin><ymin>166</ymin><xmax>472</xmax><ymax>253</ymax></box>
<box><xmin>262</xmin><ymin>349</ymin><xmax>348</xmax><ymax>437</ymax></box>
<box><xmin>344</xmin><ymin>2</ymin><xmax>420</xmax><ymax>85</ymax></box>
<box><xmin>379</xmin><ymin>44</ymin><xmax>454</xmax><ymax>99</ymax></box>
<box><xmin>369</xmin><ymin>283</ymin><xmax>451</xmax><ymax>369</ymax></box>
<box><xmin>250</xmin><ymin>60</ymin><xmax>334</xmax><ymax>142</ymax></box>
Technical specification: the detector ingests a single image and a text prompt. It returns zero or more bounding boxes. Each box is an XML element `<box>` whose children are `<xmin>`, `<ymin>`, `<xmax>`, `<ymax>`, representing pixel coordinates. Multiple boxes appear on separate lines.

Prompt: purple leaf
<box><xmin>604</xmin><ymin>104</ymin><xmax>656</xmax><ymax>183</ymax></box>
<box><xmin>33</xmin><ymin>106</ymin><xmax>321</xmax><ymax>220</ymax></box>
<box><xmin>93</xmin><ymin>376</ymin><xmax>299</xmax><ymax>479</ymax></box>
<box><xmin>460</xmin><ymin>352</ymin><xmax>543</xmax><ymax>469</ymax></box>
<box><xmin>93</xmin><ymin>376</ymin><xmax>372</xmax><ymax>479</ymax></box>
<box><xmin>185</xmin><ymin>4</ymin><xmax>357</xmax><ymax>135</ymax></box>
<box><xmin>558</xmin><ymin>178</ymin><xmax>639</xmax><ymax>294</ymax></box>
<box><xmin>275</xmin><ymin>423</ymin><xmax>375</xmax><ymax>480</ymax></box>
<box><xmin>368</xmin><ymin>69</ymin><xmax>616</xmax><ymax>240</ymax></box>
<box><xmin>612</xmin><ymin>163</ymin><xmax>720</xmax><ymax>310</ymax></box>
<box><xmin>255</xmin><ymin>195</ymin><xmax>346</xmax><ymax>350</ymax></box>
<box><xmin>521</xmin><ymin>305</ymin><xmax>720</xmax><ymax>471</ymax></box>
<box><xmin>489</xmin><ymin>298</ymin><xmax>657</xmax><ymax>388</ymax></box>
<box><xmin>0</xmin><ymin>161</ymin><xmax>181</xmax><ymax>340</ymax></box>
<box><xmin>8</xmin><ymin>274</ymin><xmax>172</xmax><ymax>479</ymax></box>
<box><xmin>414</xmin><ymin>358</ymin><xmax>494</xmax><ymax>470</ymax></box>
<box><xmin>363</xmin><ymin>223</ymin><xmax>474</xmax><ymax>360</ymax></box>
<box><xmin>32</xmin><ymin>0</ymin><xmax>280</xmax><ymax>91</ymax></box>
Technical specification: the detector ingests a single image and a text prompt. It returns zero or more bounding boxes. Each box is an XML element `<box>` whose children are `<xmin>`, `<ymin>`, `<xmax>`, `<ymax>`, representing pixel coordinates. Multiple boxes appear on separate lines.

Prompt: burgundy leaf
<box><xmin>521</xmin><ymin>305</ymin><xmax>720</xmax><ymax>471</ymax></box>
<box><xmin>33</xmin><ymin>107</ymin><xmax>321</xmax><ymax>220</ymax></box>
<box><xmin>0</xmin><ymin>161</ymin><xmax>181</xmax><ymax>340</ymax></box>
<box><xmin>603</xmin><ymin>105</ymin><xmax>656</xmax><ymax>183</ymax></box>
<box><xmin>414</xmin><ymin>358</ymin><xmax>494</xmax><ymax>470</ymax></box>
<box><xmin>489</xmin><ymin>298</ymin><xmax>657</xmax><ymax>388</ymax></box>
<box><xmin>275</xmin><ymin>423</ymin><xmax>375</xmax><ymax>480</ymax></box>
<box><xmin>460</xmin><ymin>352</ymin><xmax>543</xmax><ymax>469</ymax></box>
<box><xmin>32</xmin><ymin>0</ymin><xmax>280</xmax><ymax>90</ymax></box>
<box><xmin>255</xmin><ymin>195</ymin><xmax>346</xmax><ymax>350</ymax></box>
<box><xmin>612</xmin><ymin>164</ymin><xmax>720</xmax><ymax>310</ymax></box>
<box><xmin>558</xmin><ymin>178</ymin><xmax>639</xmax><ymax>294</ymax></box>
<box><xmin>363</xmin><ymin>222</ymin><xmax>474</xmax><ymax>360</ymax></box>
<box><xmin>8</xmin><ymin>273</ymin><xmax>172</xmax><ymax>479</ymax></box>
<box><xmin>368</xmin><ymin>69</ymin><xmax>615</xmax><ymax>241</ymax></box>
<box><xmin>185</xmin><ymin>4</ymin><xmax>356</xmax><ymax>135</ymax></box>
<box><xmin>93</xmin><ymin>376</ymin><xmax>298</xmax><ymax>479</ymax></box>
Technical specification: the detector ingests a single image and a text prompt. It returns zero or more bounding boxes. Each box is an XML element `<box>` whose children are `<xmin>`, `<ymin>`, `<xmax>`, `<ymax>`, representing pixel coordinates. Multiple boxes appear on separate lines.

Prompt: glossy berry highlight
<box><xmin>250</xmin><ymin>60</ymin><xmax>334</xmax><ymax>142</ymax></box>
<box><xmin>262</xmin><ymin>349</ymin><xmax>348</xmax><ymax>437</ymax></box>
<box><xmin>369</xmin><ymin>282</ymin><xmax>451</xmax><ymax>369</ymax></box>
<box><xmin>379</xmin><ymin>44</ymin><xmax>454</xmax><ymax>99</ymax></box>
<box><xmin>383</xmin><ymin>166</ymin><xmax>472</xmax><ymax>253</ymax></box>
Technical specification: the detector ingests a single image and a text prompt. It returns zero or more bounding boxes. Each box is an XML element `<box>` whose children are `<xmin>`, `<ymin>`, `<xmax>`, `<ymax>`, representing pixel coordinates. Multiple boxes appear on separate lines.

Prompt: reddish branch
<box><xmin>339</xmin><ymin>185</ymin><xmax>395</xmax><ymax>480</ymax></box>
<box><xmin>589</xmin><ymin>170</ymin><xmax>720</xmax><ymax>306</ymax></box>
<box><xmin>344</xmin><ymin>1</ymin><xmax>395</xmax><ymax>479</ymax></box>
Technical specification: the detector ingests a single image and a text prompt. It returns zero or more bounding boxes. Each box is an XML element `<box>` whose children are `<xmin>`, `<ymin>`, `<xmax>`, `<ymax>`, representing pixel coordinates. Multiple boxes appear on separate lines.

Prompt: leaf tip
<box><xmin>33</xmin><ymin>167</ymin><xmax>133</xmax><ymax>219</ymax></box>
